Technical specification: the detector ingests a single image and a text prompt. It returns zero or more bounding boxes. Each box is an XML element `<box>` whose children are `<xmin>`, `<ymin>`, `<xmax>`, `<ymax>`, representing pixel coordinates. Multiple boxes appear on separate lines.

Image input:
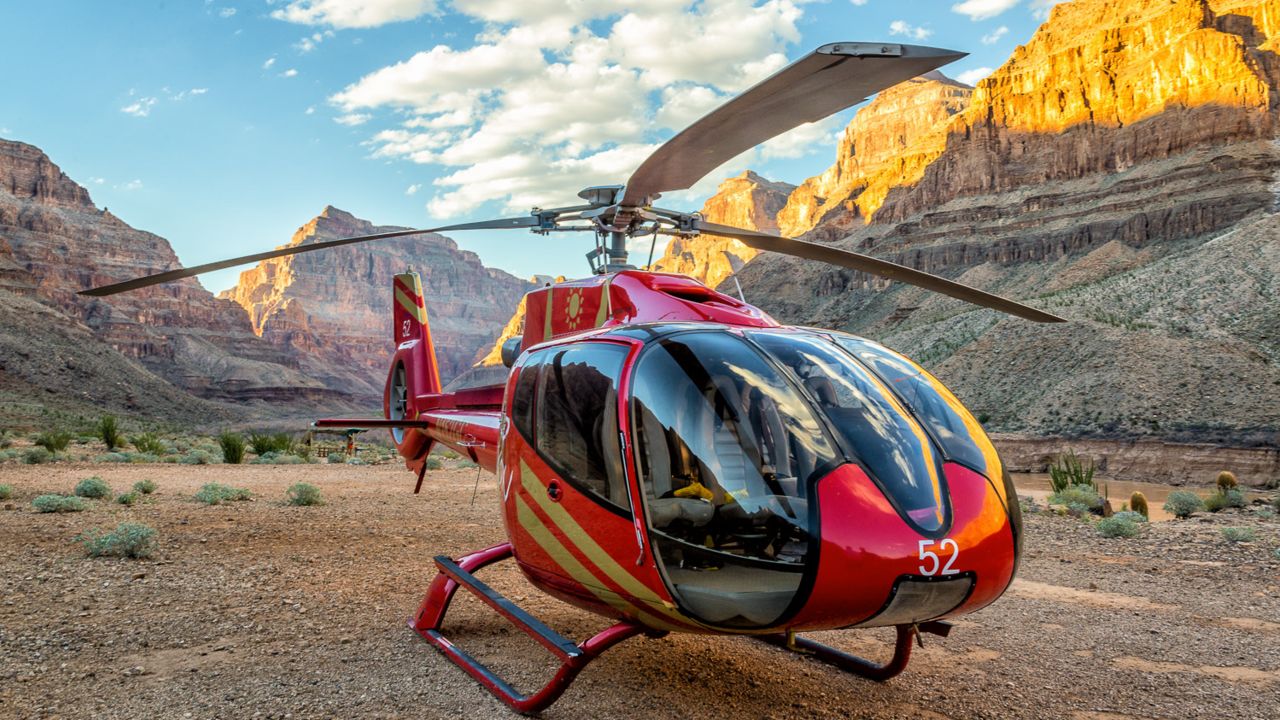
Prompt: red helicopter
<box><xmin>85</xmin><ymin>42</ymin><xmax>1063</xmax><ymax>714</ymax></box>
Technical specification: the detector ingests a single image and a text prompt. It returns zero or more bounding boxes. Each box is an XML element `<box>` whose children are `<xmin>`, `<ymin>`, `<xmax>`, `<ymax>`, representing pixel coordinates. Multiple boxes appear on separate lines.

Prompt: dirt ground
<box><xmin>2</xmin><ymin>462</ymin><xmax>1278</xmax><ymax>720</ymax></box>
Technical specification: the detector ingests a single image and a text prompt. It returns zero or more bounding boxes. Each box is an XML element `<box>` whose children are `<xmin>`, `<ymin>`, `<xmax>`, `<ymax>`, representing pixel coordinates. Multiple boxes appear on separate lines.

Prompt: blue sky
<box><xmin>0</xmin><ymin>0</ymin><xmax>1060</xmax><ymax>293</ymax></box>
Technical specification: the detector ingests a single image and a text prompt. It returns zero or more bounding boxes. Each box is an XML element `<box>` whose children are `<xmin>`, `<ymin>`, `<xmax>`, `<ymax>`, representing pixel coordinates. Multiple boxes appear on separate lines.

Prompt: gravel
<box><xmin>1</xmin><ymin>463</ymin><xmax>1278</xmax><ymax>719</ymax></box>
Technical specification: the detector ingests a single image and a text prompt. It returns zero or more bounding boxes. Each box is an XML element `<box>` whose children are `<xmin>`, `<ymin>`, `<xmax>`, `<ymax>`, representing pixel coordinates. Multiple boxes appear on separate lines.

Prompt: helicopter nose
<box><xmin>785</xmin><ymin>461</ymin><xmax>1018</xmax><ymax>630</ymax></box>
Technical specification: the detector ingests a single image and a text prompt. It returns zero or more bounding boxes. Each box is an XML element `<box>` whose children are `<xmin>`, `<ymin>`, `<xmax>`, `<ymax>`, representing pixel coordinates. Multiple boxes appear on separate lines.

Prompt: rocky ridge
<box><xmin>724</xmin><ymin>0</ymin><xmax>1280</xmax><ymax>442</ymax></box>
<box><xmin>219</xmin><ymin>207</ymin><xmax>532</xmax><ymax>397</ymax></box>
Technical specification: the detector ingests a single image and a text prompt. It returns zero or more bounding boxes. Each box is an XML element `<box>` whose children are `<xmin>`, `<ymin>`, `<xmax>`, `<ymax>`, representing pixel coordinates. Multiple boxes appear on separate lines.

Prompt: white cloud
<box><xmin>219</xmin><ymin>7</ymin><xmax>237</xmax><ymax>17</ymax></box>
<box><xmin>272</xmin><ymin>0</ymin><xmax>437</xmax><ymax>29</ymax></box>
<box><xmin>296</xmin><ymin>29</ymin><xmax>335</xmax><ymax>52</ymax></box>
<box><xmin>405</xmin><ymin>183</ymin><xmax>421</xmax><ymax>195</ymax></box>
<box><xmin>120</xmin><ymin>97</ymin><xmax>158</xmax><ymax>117</ymax></box>
<box><xmin>281</xmin><ymin>68</ymin><xmax>299</xmax><ymax>77</ymax></box>
<box><xmin>336</xmin><ymin>112</ymin><xmax>372</xmax><ymax>125</ymax></box>
<box><xmin>850</xmin><ymin>0</ymin><xmax>868</xmax><ymax>4</ymax></box>
<box><xmin>337</xmin><ymin>0</ymin><xmax>806</xmax><ymax>217</ymax></box>
<box><xmin>955</xmin><ymin>66</ymin><xmax>994</xmax><ymax>86</ymax></box>
<box><xmin>888</xmin><ymin>20</ymin><xmax>932</xmax><ymax>41</ymax></box>
<box><xmin>951</xmin><ymin>0</ymin><xmax>1020</xmax><ymax>21</ymax></box>
<box><xmin>119</xmin><ymin>179</ymin><xmax>144</xmax><ymax>191</ymax></box>
<box><xmin>981</xmin><ymin>25</ymin><xmax>1009</xmax><ymax>44</ymax></box>
<box><xmin>1029</xmin><ymin>0</ymin><xmax>1066</xmax><ymax>19</ymax></box>
<box><xmin>89</xmin><ymin>177</ymin><xmax>105</xmax><ymax>185</ymax></box>
<box><xmin>305</xmin><ymin>106</ymin><xmax>316</xmax><ymax>114</ymax></box>
<box><xmin>263</xmin><ymin>56</ymin><xmax>277</xmax><ymax>69</ymax></box>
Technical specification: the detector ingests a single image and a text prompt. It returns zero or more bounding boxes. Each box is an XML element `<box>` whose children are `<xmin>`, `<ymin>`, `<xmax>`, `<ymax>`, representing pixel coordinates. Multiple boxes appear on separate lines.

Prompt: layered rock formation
<box><xmin>0</xmin><ymin>139</ymin><xmax>326</xmax><ymax>405</ymax></box>
<box><xmin>731</xmin><ymin>0</ymin><xmax>1280</xmax><ymax>443</ymax></box>
<box><xmin>651</xmin><ymin>171</ymin><xmax>794</xmax><ymax>287</ymax></box>
<box><xmin>220</xmin><ymin>207</ymin><xmax>531</xmax><ymax>396</ymax></box>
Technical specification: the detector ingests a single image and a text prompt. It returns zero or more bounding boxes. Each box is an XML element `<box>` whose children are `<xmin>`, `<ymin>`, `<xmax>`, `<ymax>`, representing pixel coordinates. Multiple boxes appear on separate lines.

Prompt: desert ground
<box><xmin>2</xmin><ymin>461</ymin><xmax>1278</xmax><ymax>720</ymax></box>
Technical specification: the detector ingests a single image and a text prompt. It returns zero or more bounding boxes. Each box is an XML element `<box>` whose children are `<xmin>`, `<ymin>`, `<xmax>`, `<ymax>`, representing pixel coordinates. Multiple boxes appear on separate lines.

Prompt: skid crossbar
<box><xmin>410</xmin><ymin>543</ymin><xmax>646</xmax><ymax>714</ymax></box>
<box><xmin>754</xmin><ymin>620</ymin><xmax>952</xmax><ymax>682</ymax></box>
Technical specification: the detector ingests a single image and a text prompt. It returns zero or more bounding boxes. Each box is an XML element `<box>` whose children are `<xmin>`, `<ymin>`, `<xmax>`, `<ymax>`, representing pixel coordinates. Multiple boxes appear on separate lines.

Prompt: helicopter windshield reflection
<box><xmin>749</xmin><ymin>331</ymin><xmax>948</xmax><ymax>533</ymax></box>
<box><xmin>630</xmin><ymin>331</ymin><xmax>837</xmax><ymax>627</ymax></box>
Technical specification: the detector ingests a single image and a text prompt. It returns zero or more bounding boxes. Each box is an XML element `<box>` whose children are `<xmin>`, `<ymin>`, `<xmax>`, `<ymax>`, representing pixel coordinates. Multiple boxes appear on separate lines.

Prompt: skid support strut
<box><xmin>754</xmin><ymin>620</ymin><xmax>952</xmax><ymax>681</ymax></box>
<box><xmin>410</xmin><ymin>543</ymin><xmax>647</xmax><ymax>714</ymax></box>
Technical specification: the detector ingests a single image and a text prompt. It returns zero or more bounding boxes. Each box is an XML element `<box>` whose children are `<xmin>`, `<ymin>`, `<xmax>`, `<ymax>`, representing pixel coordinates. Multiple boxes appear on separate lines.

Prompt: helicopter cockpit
<box><xmin>628</xmin><ymin>327</ymin><xmax>954</xmax><ymax>628</ymax></box>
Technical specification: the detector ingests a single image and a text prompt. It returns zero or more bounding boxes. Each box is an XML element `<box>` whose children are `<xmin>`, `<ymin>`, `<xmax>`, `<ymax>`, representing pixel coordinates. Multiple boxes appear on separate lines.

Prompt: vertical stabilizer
<box><xmin>393</xmin><ymin>271</ymin><xmax>442</xmax><ymax>395</ymax></box>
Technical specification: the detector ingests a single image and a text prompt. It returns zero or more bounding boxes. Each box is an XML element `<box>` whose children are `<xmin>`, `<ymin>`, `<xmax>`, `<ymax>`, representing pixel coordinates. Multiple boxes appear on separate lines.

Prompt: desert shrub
<box><xmin>1111</xmin><ymin>510</ymin><xmax>1148</xmax><ymax>524</ymax></box>
<box><xmin>179</xmin><ymin>450</ymin><xmax>218</xmax><ymax>465</ymax></box>
<box><xmin>0</xmin><ymin>483</ymin><xmax>11</xmax><ymax>500</ymax></box>
<box><xmin>1220</xmin><ymin>527</ymin><xmax>1256</xmax><ymax>543</ymax></box>
<box><xmin>1216</xmin><ymin>470</ymin><xmax>1238</xmax><ymax>493</ymax></box>
<box><xmin>250</xmin><ymin>452</ymin><xmax>305</xmax><ymax>465</ymax></box>
<box><xmin>218</xmin><ymin>431</ymin><xmax>246</xmax><ymax>464</ymax></box>
<box><xmin>285</xmin><ymin>483</ymin><xmax>324</xmax><ymax>506</ymax></box>
<box><xmin>1048</xmin><ymin>450</ymin><xmax>1096</xmax><ymax>493</ymax></box>
<box><xmin>346</xmin><ymin>456</ymin><xmax>366</xmax><ymax>466</ymax></box>
<box><xmin>23</xmin><ymin>447</ymin><xmax>53</xmax><ymax>464</ymax></box>
<box><xmin>1273</xmin><ymin>494</ymin><xmax>1280</xmax><ymax>512</ymax></box>
<box><xmin>249</xmin><ymin>432</ymin><xmax>293</xmax><ymax>456</ymax></box>
<box><xmin>193</xmin><ymin>483</ymin><xmax>251</xmax><ymax>505</ymax></box>
<box><xmin>1164</xmin><ymin>491</ymin><xmax>1204</xmax><ymax>519</ymax></box>
<box><xmin>115</xmin><ymin>491</ymin><xmax>140</xmax><ymax>506</ymax></box>
<box><xmin>1204</xmin><ymin>489</ymin><xmax>1247</xmax><ymax>513</ymax></box>
<box><xmin>80</xmin><ymin>522</ymin><xmax>155</xmax><ymax>559</ymax></box>
<box><xmin>32</xmin><ymin>494</ymin><xmax>88</xmax><ymax>513</ymax></box>
<box><xmin>1252</xmin><ymin>507</ymin><xmax>1275</xmax><ymax>520</ymax></box>
<box><xmin>1049</xmin><ymin>484</ymin><xmax>1102</xmax><ymax>511</ymax></box>
<box><xmin>95</xmin><ymin>452</ymin><xmax>131</xmax><ymax>463</ymax></box>
<box><xmin>34</xmin><ymin>430</ymin><xmax>72</xmax><ymax>452</ymax></box>
<box><xmin>326</xmin><ymin>451</ymin><xmax>345</xmax><ymax>464</ymax></box>
<box><xmin>1274</xmin><ymin>547</ymin><xmax>1280</xmax><ymax>561</ymax></box>
<box><xmin>133</xmin><ymin>479</ymin><xmax>157</xmax><ymax>495</ymax></box>
<box><xmin>74</xmin><ymin>476</ymin><xmax>111</xmax><ymax>499</ymax></box>
<box><xmin>1097</xmin><ymin>516</ymin><xmax>1142</xmax><ymax>538</ymax></box>
<box><xmin>131</xmin><ymin>432</ymin><xmax>167</xmax><ymax>455</ymax></box>
<box><xmin>97</xmin><ymin>415</ymin><xmax>123</xmax><ymax>451</ymax></box>
<box><xmin>457</xmin><ymin>459</ymin><xmax>479</xmax><ymax>469</ymax></box>
<box><xmin>426</xmin><ymin>457</ymin><xmax>443</xmax><ymax>471</ymax></box>
<box><xmin>1129</xmin><ymin>491</ymin><xmax>1149</xmax><ymax>519</ymax></box>
<box><xmin>0</xmin><ymin>431</ymin><xmax>10</xmax><ymax>449</ymax></box>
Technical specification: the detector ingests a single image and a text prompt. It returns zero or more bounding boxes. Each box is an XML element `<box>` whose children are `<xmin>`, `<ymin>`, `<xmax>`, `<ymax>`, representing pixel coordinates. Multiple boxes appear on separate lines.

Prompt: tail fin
<box><xmin>393</xmin><ymin>271</ymin><xmax>442</xmax><ymax>395</ymax></box>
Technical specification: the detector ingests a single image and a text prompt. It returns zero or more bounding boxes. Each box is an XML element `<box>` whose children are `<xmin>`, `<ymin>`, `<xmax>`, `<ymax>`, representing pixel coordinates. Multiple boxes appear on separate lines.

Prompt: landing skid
<box><xmin>410</xmin><ymin>543</ymin><xmax>655</xmax><ymax>715</ymax></box>
<box><xmin>754</xmin><ymin>620</ymin><xmax>952</xmax><ymax>681</ymax></box>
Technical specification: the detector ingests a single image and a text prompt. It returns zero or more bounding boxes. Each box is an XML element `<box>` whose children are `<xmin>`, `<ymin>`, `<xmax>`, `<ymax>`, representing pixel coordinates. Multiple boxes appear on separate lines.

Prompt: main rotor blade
<box><xmin>619</xmin><ymin>42</ymin><xmax>965</xmax><ymax>207</ymax></box>
<box><xmin>698</xmin><ymin>221</ymin><xmax>1066</xmax><ymax>324</ymax></box>
<box><xmin>79</xmin><ymin>215</ymin><xmax>539</xmax><ymax>297</ymax></box>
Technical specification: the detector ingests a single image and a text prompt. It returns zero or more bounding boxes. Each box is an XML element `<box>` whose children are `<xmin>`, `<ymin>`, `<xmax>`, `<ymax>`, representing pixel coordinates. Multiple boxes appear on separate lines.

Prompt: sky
<box><xmin>0</xmin><ymin>0</ymin><xmax>1062</xmax><ymax>293</ymax></box>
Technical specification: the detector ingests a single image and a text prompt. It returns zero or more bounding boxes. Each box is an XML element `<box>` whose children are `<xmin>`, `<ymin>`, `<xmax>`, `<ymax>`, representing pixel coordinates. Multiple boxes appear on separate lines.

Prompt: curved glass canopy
<box><xmin>628</xmin><ymin>328</ymin><xmax>959</xmax><ymax>628</ymax></box>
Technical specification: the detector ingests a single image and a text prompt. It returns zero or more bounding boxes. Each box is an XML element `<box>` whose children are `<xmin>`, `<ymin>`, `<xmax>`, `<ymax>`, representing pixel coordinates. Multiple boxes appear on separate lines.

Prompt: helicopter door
<box><xmin>628</xmin><ymin>331</ymin><xmax>842</xmax><ymax>628</ymax></box>
<box><xmin>510</xmin><ymin>343</ymin><xmax>632</xmax><ymax>514</ymax></box>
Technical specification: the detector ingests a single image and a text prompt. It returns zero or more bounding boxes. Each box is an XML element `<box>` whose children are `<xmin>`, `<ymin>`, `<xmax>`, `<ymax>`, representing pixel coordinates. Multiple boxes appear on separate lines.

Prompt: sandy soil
<box><xmin>2</xmin><ymin>462</ymin><xmax>1278</xmax><ymax>720</ymax></box>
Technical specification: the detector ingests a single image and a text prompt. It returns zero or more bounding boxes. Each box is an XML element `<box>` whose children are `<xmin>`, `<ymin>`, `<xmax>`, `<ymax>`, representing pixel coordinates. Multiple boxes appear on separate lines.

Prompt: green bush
<box><xmin>218</xmin><ymin>431</ymin><xmax>246</xmax><ymax>464</ymax></box>
<box><xmin>326</xmin><ymin>451</ymin><xmax>345</xmax><ymax>464</ymax></box>
<box><xmin>97</xmin><ymin>415</ymin><xmax>124</xmax><ymax>451</ymax></box>
<box><xmin>1216</xmin><ymin>470</ymin><xmax>1238</xmax><ymax>492</ymax></box>
<box><xmin>193</xmin><ymin>483</ymin><xmax>251</xmax><ymax>505</ymax></box>
<box><xmin>32</xmin><ymin>494</ymin><xmax>88</xmax><ymax>513</ymax></box>
<box><xmin>1111</xmin><ymin>510</ymin><xmax>1148</xmax><ymax>524</ymax></box>
<box><xmin>0</xmin><ymin>483</ymin><xmax>11</xmax><ymax>500</ymax></box>
<box><xmin>179</xmin><ymin>450</ymin><xmax>218</xmax><ymax>465</ymax></box>
<box><xmin>1220</xmin><ymin>527</ymin><xmax>1256</xmax><ymax>543</ymax></box>
<box><xmin>131</xmin><ymin>432</ymin><xmax>167</xmax><ymax>455</ymax></box>
<box><xmin>34</xmin><ymin>430</ymin><xmax>72</xmax><ymax>452</ymax></box>
<box><xmin>250</xmin><ymin>452</ymin><xmax>306</xmax><ymax>465</ymax></box>
<box><xmin>1204</xmin><ymin>489</ymin><xmax>1247</xmax><ymax>513</ymax></box>
<box><xmin>426</xmin><ymin>456</ymin><xmax>443</xmax><ymax>471</ymax></box>
<box><xmin>23</xmin><ymin>447</ymin><xmax>53</xmax><ymax>465</ymax></box>
<box><xmin>457</xmin><ymin>459</ymin><xmax>478</xmax><ymax>469</ymax></box>
<box><xmin>346</xmin><ymin>456</ymin><xmax>366</xmax><ymax>466</ymax></box>
<box><xmin>1048</xmin><ymin>450</ymin><xmax>1096</xmax><ymax>493</ymax></box>
<box><xmin>1097</xmin><ymin>516</ymin><xmax>1142</xmax><ymax>538</ymax></box>
<box><xmin>285</xmin><ymin>483</ymin><xmax>324</xmax><ymax>506</ymax></box>
<box><xmin>249</xmin><ymin>432</ymin><xmax>293</xmax><ymax>456</ymax></box>
<box><xmin>1164</xmin><ymin>491</ymin><xmax>1204</xmax><ymax>519</ymax></box>
<box><xmin>133</xmin><ymin>479</ymin><xmax>157</xmax><ymax>495</ymax></box>
<box><xmin>80</xmin><ymin>522</ymin><xmax>155</xmax><ymax>559</ymax></box>
<box><xmin>74</xmin><ymin>476</ymin><xmax>111</xmax><ymax>499</ymax></box>
<box><xmin>115</xmin><ymin>491</ymin><xmax>140</xmax><ymax>506</ymax></box>
<box><xmin>1048</xmin><ymin>484</ymin><xmax>1102</xmax><ymax>511</ymax></box>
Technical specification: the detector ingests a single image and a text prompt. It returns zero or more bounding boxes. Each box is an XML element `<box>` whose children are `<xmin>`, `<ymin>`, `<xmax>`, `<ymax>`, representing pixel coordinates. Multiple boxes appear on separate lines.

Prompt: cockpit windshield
<box><xmin>630</xmin><ymin>331</ymin><xmax>838</xmax><ymax>628</ymax></box>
